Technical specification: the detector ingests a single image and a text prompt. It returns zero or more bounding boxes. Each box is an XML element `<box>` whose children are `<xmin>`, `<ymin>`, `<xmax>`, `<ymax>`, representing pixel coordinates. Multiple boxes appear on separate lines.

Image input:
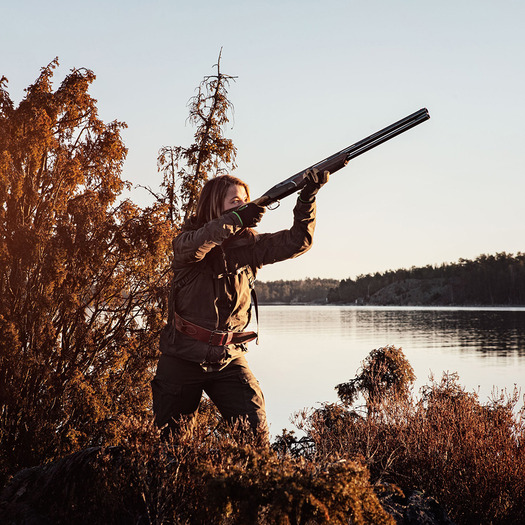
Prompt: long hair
<box><xmin>194</xmin><ymin>175</ymin><xmax>250</xmax><ymax>227</ymax></box>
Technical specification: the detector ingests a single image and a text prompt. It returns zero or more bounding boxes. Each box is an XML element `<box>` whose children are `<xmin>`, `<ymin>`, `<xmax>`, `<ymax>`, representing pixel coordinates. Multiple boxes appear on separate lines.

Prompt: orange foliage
<box><xmin>294</xmin><ymin>348</ymin><xmax>525</xmax><ymax>524</ymax></box>
<box><xmin>0</xmin><ymin>59</ymin><xmax>174</xmax><ymax>480</ymax></box>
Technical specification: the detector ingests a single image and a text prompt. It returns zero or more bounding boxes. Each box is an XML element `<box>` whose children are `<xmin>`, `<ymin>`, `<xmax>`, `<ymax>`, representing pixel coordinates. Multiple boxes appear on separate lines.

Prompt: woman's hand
<box><xmin>232</xmin><ymin>202</ymin><xmax>266</xmax><ymax>228</ymax></box>
<box><xmin>299</xmin><ymin>168</ymin><xmax>330</xmax><ymax>202</ymax></box>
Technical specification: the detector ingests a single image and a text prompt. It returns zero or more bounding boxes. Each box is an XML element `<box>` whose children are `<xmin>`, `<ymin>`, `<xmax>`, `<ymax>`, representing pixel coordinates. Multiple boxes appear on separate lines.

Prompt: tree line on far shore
<box><xmin>255</xmin><ymin>277</ymin><xmax>339</xmax><ymax>304</ymax></box>
<box><xmin>256</xmin><ymin>252</ymin><xmax>525</xmax><ymax>306</ymax></box>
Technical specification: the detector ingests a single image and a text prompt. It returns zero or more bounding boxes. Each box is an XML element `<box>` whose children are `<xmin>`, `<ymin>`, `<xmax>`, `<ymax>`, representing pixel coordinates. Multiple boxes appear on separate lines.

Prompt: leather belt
<box><xmin>174</xmin><ymin>312</ymin><xmax>257</xmax><ymax>346</ymax></box>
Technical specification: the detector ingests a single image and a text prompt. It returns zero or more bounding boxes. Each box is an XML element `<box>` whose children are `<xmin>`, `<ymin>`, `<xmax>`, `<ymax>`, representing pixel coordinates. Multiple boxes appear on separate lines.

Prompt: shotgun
<box><xmin>252</xmin><ymin>108</ymin><xmax>430</xmax><ymax>207</ymax></box>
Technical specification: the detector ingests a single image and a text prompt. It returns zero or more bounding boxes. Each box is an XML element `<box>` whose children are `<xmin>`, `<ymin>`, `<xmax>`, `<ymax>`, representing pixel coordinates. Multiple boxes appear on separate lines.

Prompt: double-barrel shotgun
<box><xmin>252</xmin><ymin>108</ymin><xmax>430</xmax><ymax>207</ymax></box>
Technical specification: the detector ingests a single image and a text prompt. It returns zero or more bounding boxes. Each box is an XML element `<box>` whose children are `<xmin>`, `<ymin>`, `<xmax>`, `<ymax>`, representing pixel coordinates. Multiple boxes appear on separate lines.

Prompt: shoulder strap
<box><xmin>217</xmin><ymin>264</ymin><xmax>260</xmax><ymax>344</ymax></box>
<box><xmin>251</xmin><ymin>287</ymin><xmax>260</xmax><ymax>345</ymax></box>
<box><xmin>245</xmin><ymin>267</ymin><xmax>260</xmax><ymax>345</ymax></box>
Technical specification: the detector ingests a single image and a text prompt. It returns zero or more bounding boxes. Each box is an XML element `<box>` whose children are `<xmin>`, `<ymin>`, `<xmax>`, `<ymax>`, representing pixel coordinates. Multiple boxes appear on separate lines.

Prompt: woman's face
<box><xmin>222</xmin><ymin>184</ymin><xmax>248</xmax><ymax>214</ymax></box>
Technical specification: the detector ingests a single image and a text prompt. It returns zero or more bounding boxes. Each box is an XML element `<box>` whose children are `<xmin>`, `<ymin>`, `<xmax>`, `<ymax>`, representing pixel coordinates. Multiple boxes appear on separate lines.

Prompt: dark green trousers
<box><xmin>152</xmin><ymin>354</ymin><xmax>268</xmax><ymax>442</ymax></box>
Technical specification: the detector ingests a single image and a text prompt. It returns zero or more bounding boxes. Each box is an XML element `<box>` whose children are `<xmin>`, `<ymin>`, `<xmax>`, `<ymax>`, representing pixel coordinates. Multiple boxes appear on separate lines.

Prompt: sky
<box><xmin>2</xmin><ymin>0</ymin><xmax>525</xmax><ymax>282</ymax></box>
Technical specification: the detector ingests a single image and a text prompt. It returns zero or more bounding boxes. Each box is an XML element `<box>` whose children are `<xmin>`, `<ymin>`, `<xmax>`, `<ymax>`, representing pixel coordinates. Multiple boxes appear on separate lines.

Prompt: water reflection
<box><xmin>336</xmin><ymin>307</ymin><xmax>525</xmax><ymax>357</ymax></box>
<box><xmin>258</xmin><ymin>305</ymin><xmax>525</xmax><ymax>357</ymax></box>
<box><xmin>249</xmin><ymin>306</ymin><xmax>525</xmax><ymax>436</ymax></box>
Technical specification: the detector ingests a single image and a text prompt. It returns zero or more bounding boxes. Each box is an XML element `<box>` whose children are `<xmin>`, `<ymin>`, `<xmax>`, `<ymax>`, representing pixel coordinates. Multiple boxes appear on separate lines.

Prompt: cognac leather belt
<box><xmin>174</xmin><ymin>312</ymin><xmax>257</xmax><ymax>346</ymax></box>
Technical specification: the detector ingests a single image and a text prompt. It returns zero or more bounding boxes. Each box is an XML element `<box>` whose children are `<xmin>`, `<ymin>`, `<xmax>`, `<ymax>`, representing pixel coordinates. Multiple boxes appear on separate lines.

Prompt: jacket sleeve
<box><xmin>173</xmin><ymin>212</ymin><xmax>243</xmax><ymax>267</ymax></box>
<box><xmin>251</xmin><ymin>197</ymin><xmax>316</xmax><ymax>269</ymax></box>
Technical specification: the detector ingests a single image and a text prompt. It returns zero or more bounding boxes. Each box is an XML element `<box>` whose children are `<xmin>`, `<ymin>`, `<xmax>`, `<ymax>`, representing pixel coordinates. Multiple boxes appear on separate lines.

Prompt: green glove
<box><xmin>232</xmin><ymin>202</ymin><xmax>266</xmax><ymax>228</ymax></box>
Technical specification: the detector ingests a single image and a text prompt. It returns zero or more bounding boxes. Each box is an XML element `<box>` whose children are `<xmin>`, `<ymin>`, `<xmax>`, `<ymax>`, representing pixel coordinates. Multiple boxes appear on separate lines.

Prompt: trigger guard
<box><xmin>267</xmin><ymin>201</ymin><xmax>280</xmax><ymax>210</ymax></box>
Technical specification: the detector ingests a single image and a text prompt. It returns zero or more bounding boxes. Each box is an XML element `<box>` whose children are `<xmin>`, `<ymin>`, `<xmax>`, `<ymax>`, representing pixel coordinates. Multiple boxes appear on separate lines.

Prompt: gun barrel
<box><xmin>343</xmin><ymin>108</ymin><xmax>430</xmax><ymax>162</ymax></box>
<box><xmin>253</xmin><ymin>108</ymin><xmax>430</xmax><ymax>207</ymax></box>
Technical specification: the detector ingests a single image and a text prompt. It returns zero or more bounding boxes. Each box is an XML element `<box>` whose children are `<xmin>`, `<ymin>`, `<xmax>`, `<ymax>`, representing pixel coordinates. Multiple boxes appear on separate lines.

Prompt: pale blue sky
<box><xmin>3</xmin><ymin>0</ymin><xmax>524</xmax><ymax>281</ymax></box>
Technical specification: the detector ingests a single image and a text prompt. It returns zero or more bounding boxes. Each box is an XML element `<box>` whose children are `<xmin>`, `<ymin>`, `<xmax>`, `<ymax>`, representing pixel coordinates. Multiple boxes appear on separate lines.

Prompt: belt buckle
<box><xmin>209</xmin><ymin>330</ymin><xmax>230</xmax><ymax>346</ymax></box>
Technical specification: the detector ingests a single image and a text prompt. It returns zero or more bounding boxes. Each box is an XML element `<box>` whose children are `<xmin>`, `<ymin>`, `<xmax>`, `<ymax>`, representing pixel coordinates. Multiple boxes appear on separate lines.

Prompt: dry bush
<box><xmin>295</xmin><ymin>347</ymin><xmax>525</xmax><ymax>525</ymax></box>
<box><xmin>335</xmin><ymin>345</ymin><xmax>415</xmax><ymax>412</ymax></box>
<box><xmin>1</xmin><ymin>403</ymin><xmax>394</xmax><ymax>525</ymax></box>
<box><xmin>400</xmin><ymin>374</ymin><xmax>525</xmax><ymax>524</ymax></box>
<box><xmin>119</xmin><ymin>408</ymin><xmax>394</xmax><ymax>525</ymax></box>
<box><xmin>0</xmin><ymin>60</ymin><xmax>174</xmax><ymax>483</ymax></box>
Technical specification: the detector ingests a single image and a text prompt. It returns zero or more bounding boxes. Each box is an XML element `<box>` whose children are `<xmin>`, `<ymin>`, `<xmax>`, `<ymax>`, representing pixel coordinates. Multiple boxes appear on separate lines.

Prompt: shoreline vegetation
<box><xmin>1</xmin><ymin>346</ymin><xmax>523</xmax><ymax>524</ymax></box>
<box><xmin>256</xmin><ymin>252</ymin><xmax>525</xmax><ymax>307</ymax></box>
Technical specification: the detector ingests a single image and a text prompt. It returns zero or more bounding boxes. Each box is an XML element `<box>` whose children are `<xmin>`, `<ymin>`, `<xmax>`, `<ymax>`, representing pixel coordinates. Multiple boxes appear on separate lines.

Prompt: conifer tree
<box><xmin>156</xmin><ymin>50</ymin><xmax>237</xmax><ymax>226</ymax></box>
<box><xmin>0</xmin><ymin>59</ymin><xmax>173</xmax><ymax>479</ymax></box>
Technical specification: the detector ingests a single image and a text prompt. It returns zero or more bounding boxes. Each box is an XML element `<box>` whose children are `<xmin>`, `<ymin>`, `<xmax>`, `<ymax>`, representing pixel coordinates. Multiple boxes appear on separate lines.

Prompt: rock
<box><xmin>368</xmin><ymin>278</ymin><xmax>453</xmax><ymax>306</ymax></box>
<box><xmin>378</xmin><ymin>485</ymin><xmax>456</xmax><ymax>525</ymax></box>
<box><xmin>0</xmin><ymin>447</ymin><xmax>128</xmax><ymax>525</ymax></box>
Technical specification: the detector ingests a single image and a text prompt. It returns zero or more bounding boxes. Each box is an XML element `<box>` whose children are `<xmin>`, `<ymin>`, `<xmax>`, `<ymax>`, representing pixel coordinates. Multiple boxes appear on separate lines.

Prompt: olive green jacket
<box><xmin>159</xmin><ymin>197</ymin><xmax>316</xmax><ymax>371</ymax></box>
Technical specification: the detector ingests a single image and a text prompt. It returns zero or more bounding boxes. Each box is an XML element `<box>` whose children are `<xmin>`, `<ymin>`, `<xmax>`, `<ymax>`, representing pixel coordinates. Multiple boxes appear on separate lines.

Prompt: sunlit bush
<box><xmin>0</xmin><ymin>408</ymin><xmax>393</xmax><ymax>525</ymax></box>
<box><xmin>2</xmin><ymin>345</ymin><xmax>523</xmax><ymax>524</ymax></box>
<box><xmin>294</xmin><ymin>346</ymin><xmax>525</xmax><ymax>524</ymax></box>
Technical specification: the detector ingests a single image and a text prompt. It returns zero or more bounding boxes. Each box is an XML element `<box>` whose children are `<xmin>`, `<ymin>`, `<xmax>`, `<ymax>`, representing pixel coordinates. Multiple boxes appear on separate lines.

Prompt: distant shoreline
<box><xmin>259</xmin><ymin>302</ymin><xmax>525</xmax><ymax>309</ymax></box>
<box><xmin>256</xmin><ymin>253</ymin><xmax>525</xmax><ymax>308</ymax></box>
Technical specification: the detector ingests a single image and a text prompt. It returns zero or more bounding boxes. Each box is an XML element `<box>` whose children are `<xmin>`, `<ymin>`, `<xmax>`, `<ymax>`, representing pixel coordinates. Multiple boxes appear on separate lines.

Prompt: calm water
<box><xmin>245</xmin><ymin>305</ymin><xmax>525</xmax><ymax>437</ymax></box>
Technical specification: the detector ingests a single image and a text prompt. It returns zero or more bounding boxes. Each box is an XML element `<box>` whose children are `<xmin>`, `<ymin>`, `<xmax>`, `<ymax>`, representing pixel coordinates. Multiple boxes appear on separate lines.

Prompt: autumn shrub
<box><xmin>335</xmin><ymin>345</ymin><xmax>416</xmax><ymax>411</ymax></box>
<box><xmin>1</xmin><ymin>399</ymin><xmax>395</xmax><ymax>525</ymax></box>
<box><xmin>295</xmin><ymin>346</ymin><xmax>525</xmax><ymax>525</ymax></box>
<box><xmin>399</xmin><ymin>375</ymin><xmax>525</xmax><ymax>524</ymax></box>
<box><xmin>113</xmin><ymin>411</ymin><xmax>394</xmax><ymax>525</ymax></box>
<box><xmin>0</xmin><ymin>61</ymin><xmax>175</xmax><ymax>484</ymax></box>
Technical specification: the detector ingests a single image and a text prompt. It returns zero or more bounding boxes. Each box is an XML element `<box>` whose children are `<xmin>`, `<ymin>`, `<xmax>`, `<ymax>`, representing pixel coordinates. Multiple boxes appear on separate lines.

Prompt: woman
<box><xmin>152</xmin><ymin>169</ymin><xmax>328</xmax><ymax>442</ymax></box>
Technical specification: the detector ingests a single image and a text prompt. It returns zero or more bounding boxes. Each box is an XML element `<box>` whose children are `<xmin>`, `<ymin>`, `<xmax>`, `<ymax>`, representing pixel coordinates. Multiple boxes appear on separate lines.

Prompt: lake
<box><xmin>245</xmin><ymin>305</ymin><xmax>525</xmax><ymax>438</ymax></box>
